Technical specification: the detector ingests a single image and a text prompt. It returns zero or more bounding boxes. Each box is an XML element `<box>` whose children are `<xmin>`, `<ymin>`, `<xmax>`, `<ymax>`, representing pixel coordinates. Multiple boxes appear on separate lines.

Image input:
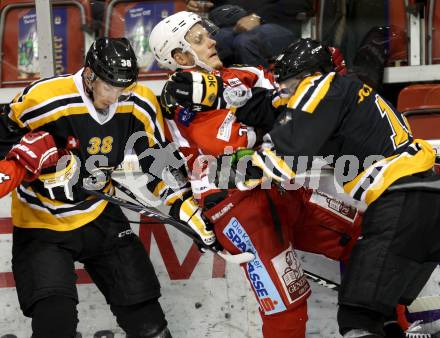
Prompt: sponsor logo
<box><xmin>216</xmin><ymin>111</ymin><xmax>236</xmax><ymax>142</ymax></box>
<box><xmin>118</xmin><ymin>229</ymin><xmax>133</xmax><ymax>238</ymax></box>
<box><xmin>224</xmin><ymin>217</ymin><xmax>286</xmax><ymax>314</ymax></box>
<box><xmin>176</xmin><ymin>89</ymin><xmax>189</xmax><ymax>96</ymax></box>
<box><xmin>311</xmin><ymin>190</ymin><xmax>357</xmax><ymax>221</ymax></box>
<box><xmin>311</xmin><ymin>45</ymin><xmax>323</xmax><ymax>54</ymax></box>
<box><xmin>116</xmin><ymin>78</ymin><xmax>131</xmax><ymax>83</ymax></box>
<box><xmin>211</xmin><ymin>202</ymin><xmax>234</xmax><ymax>221</ymax></box>
<box><xmin>0</xmin><ymin>173</ymin><xmax>11</xmax><ymax>184</ymax></box>
<box><xmin>277</xmin><ymin>111</ymin><xmax>293</xmax><ymax>125</ymax></box>
<box><xmin>272</xmin><ymin>246</ymin><xmax>310</xmax><ymax>304</ymax></box>
<box><xmin>222</xmin><ymin>85</ymin><xmax>252</xmax><ymax>108</ymax></box>
<box><xmin>227</xmin><ymin>77</ymin><xmax>242</xmax><ymax>87</ymax></box>
<box><xmin>206</xmin><ymin>74</ymin><xmax>217</xmax><ymax>88</ymax></box>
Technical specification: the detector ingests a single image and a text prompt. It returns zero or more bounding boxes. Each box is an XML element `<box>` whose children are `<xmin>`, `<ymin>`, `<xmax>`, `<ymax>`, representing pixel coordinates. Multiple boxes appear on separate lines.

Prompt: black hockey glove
<box><xmin>195</xmin><ymin>215</ymin><xmax>223</xmax><ymax>254</ymax></box>
<box><xmin>215</xmin><ymin>149</ymin><xmax>265</xmax><ymax>190</ymax></box>
<box><xmin>160</xmin><ymin>80</ymin><xmax>180</xmax><ymax>119</ymax></box>
<box><xmin>170</xmin><ymin>194</ymin><xmax>223</xmax><ymax>253</ymax></box>
<box><xmin>161</xmin><ymin>71</ymin><xmax>224</xmax><ymax>116</ymax></box>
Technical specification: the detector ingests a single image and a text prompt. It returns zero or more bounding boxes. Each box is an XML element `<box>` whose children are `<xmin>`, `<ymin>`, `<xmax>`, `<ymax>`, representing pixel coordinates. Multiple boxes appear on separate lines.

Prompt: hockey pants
<box><xmin>204</xmin><ymin>188</ymin><xmax>311</xmax><ymax>338</ymax></box>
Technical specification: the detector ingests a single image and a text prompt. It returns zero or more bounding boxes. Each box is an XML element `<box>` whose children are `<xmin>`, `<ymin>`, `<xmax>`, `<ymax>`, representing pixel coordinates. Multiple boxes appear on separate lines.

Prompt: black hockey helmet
<box><xmin>85</xmin><ymin>37</ymin><xmax>138</xmax><ymax>88</ymax></box>
<box><xmin>274</xmin><ymin>38</ymin><xmax>333</xmax><ymax>82</ymax></box>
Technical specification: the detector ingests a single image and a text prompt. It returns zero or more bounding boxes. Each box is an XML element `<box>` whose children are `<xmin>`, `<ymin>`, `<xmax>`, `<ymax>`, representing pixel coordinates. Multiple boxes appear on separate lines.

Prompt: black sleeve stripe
<box><xmin>19</xmin><ymin>96</ymin><xmax>84</xmax><ymax>124</ymax></box>
<box><xmin>131</xmin><ymin>95</ymin><xmax>165</xmax><ymax>144</ymax></box>
<box><xmin>132</xmin><ymin>95</ymin><xmax>157</xmax><ymax>122</ymax></box>
<box><xmin>16</xmin><ymin>186</ymin><xmax>102</xmax><ymax>215</ymax></box>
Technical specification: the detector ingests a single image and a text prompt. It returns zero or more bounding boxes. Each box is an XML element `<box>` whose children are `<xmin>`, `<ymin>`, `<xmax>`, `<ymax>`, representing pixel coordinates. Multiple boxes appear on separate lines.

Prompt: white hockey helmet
<box><xmin>149</xmin><ymin>11</ymin><xmax>217</xmax><ymax>71</ymax></box>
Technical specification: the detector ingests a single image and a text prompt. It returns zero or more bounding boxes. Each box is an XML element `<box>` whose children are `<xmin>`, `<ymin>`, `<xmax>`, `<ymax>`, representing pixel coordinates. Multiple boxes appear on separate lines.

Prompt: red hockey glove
<box><xmin>328</xmin><ymin>46</ymin><xmax>347</xmax><ymax>75</ymax></box>
<box><xmin>6</xmin><ymin>131</ymin><xmax>62</xmax><ymax>181</ymax></box>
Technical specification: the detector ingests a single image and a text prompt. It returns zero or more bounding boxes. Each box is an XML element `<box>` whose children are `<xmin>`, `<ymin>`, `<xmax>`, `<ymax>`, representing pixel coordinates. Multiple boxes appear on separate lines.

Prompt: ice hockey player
<box><xmin>226</xmin><ymin>38</ymin><xmax>440</xmax><ymax>338</ymax></box>
<box><xmin>150</xmin><ymin>11</ymin><xmax>363</xmax><ymax>338</ymax></box>
<box><xmin>0</xmin><ymin>37</ymin><xmax>221</xmax><ymax>338</ymax></box>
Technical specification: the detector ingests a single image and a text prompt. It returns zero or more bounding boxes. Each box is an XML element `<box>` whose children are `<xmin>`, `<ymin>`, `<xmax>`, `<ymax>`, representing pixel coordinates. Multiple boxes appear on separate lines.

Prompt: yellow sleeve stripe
<box><xmin>11</xmin><ymin>77</ymin><xmax>78</xmax><ymax>117</ymax></box>
<box><xmin>14</xmin><ymin>76</ymin><xmax>75</xmax><ymax>103</ymax></box>
<box><xmin>164</xmin><ymin>188</ymin><xmax>191</xmax><ymax>206</ymax></box>
<box><xmin>287</xmin><ymin>74</ymin><xmax>322</xmax><ymax>109</ymax></box>
<box><xmin>252</xmin><ymin>149</ymin><xmax>296</xmax><ymax>182</ymax></box>
<box><xmin>132</xmin><ymin>105</ymin><xmax>156</xmax><ymax>147</ymax></box>
<box><xmin>201</xmin><ymin>73</ymin><xmax>218</xmax><ymax>106</ymax></box>
<box><xmin>344</xmin><ymin>139</ymin><xmax>435</xmax><ymax>205</ymax></box>
<box><xmin>343</xmin><ymin>155</ymin><xmax>397</xmax><ymax>198</ymax></box>
<box><xmin>132</xmin><ymin>89</ymin><xmax>165</xmax><ymax>144</ymax></box>
<box><xmin>116</xmin><ymin>103</ymin><xmax>134</xmax><ymax>113</ymax></box>
<box><xmin>139</xmin><ymin>89</ymin><xmax>166</xmax><ymax>142</ymax></box>
<box><xmin>179</xmin><ymin>197</ymin><xmax>211</xmax><ymax>236</ymax></box>
<box><xmin>118</xmin><ymin>96</ymin><xmax>165</xmax><ymax>144</ymax></box>
<box><xmin>154</xmin><ymin>107</ymin><xmax>166</xmax><ymax>142</ymax></box>
<box><xmin>272</xmin><ymin>93</ymin><xmax>290</xmax><ymax>109</ymax></box>
<box><xmin>11</xmin><ymin>191</ymin><xmax>108</xmax><ymax>231</ymax></box>
<box><xmin>8</xmin><ymin>110</ymin><xmax>26</xmax><ymax>128</ymax></box>
<box><xmin>152</xmin><ymin>181</ymin><xmax>166</xmax><ymax>198</ymax></box>
<box><xmin>27</xmin><ymin>106</ymin><xmax>89</xmax><ymax>129</ymax></box>
<box><xmin>262</xmin><ymin>149</ymin><xmax>296</xmax><ymax>179</ymax></box>
<box><xmin>302</xmin><ymin>72</ymin><xmax>335</xmax><ymax>113</ymax></box>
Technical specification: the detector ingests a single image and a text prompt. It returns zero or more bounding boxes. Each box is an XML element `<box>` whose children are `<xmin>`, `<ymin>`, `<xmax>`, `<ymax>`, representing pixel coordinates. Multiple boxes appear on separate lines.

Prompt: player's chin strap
<box><xmin>177</xmin><ymin>48</ymin><xmax>214</xmax><ymax>72</ymax></box>
<box><xmin>81</xmin><ymin>180</ymin><xmax>255</xmax><ymax>265</ymax></box>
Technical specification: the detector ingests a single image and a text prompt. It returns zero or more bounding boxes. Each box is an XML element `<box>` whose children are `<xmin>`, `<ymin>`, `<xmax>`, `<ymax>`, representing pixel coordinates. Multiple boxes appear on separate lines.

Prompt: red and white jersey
<box><xmin>165</xmin><ymin>66</ymin><xmax>278</xmax><ymax>199</ymax></box>
<box><xmin>166</xmin><ymin>65</ymin><xmax>276</xmax><ymax>157</ymax></box>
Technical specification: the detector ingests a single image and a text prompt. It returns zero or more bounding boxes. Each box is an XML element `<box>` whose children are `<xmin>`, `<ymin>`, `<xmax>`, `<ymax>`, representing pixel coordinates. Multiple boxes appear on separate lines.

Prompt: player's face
<box><xmin>279</xmin><ymin>77</ymin><xmax>302</xmax><ymax>95</ymax></box>
<box><xmin>92</xmin><ymin>78</ymin><xmax>126</xmax><ymax>110</ymax></box>
<box><xmin>185</xmin><ymin>23</ymin><xmax>222</xmax><ymax>69</ymax></box>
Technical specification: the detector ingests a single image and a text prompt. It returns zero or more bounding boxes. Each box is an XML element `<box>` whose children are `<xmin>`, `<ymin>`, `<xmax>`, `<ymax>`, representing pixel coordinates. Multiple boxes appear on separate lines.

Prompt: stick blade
<box><xmin>217</xmin><ymin>251</ymin><xmax>255</xmax><ymax>264</ymax></box>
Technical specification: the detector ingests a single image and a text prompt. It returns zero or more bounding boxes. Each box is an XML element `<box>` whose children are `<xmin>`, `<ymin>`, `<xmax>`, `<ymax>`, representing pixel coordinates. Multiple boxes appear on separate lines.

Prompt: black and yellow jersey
<box><xmin>0</xmin><ymin>69</ymin><xmax>190</xmax><ymax>231</ymax></box>
<box><xmin>255</xmin><ymin>72</ymin><xmax>435</xmax><ymax>205</ymax></box>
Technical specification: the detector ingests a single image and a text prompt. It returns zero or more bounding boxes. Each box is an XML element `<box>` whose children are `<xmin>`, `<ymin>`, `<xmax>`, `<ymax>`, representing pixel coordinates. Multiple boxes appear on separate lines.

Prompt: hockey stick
<box><xmin>303</xmin><ymin>270</ymin><xmax>339</xmax><ymax>291</ymax></box>
<box><xmin>111</xmin><ymin>180</ymin><xmax>342</xmax><ymax>291</ymax></box>
<box><xmin>82</xmin><ymin>185</ymin><xmax>255</xmax><ymax>264</ymax></box>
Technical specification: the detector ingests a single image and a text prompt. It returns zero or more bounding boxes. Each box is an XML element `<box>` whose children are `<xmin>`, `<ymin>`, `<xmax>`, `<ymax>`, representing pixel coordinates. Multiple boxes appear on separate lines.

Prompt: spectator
<box><xmin>185</xmin><ymin>0</ymin><xmax>313</xmax><ymax>67</ymax></box>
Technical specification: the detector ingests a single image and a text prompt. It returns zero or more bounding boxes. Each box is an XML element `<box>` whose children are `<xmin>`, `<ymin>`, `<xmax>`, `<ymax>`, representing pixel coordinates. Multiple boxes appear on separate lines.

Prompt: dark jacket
<box><xmin>211</xmin><ymin>0</ymin><xmax>313</xmax><ymax>32</ymax></box>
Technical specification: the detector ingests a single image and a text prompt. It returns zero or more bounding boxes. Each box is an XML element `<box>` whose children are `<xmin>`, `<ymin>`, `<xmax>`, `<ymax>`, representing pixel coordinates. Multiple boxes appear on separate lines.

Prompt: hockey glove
<box><xmin>6</xmin><ymin>131</ymin><xmax>63</xmax><ymax>181</ymax></box>
<box><xmin>161</xmin><ymin>80</ymin><xmax>198</xmax><ymax>123</ymax></box>
<box><xmin>218</xmin><ymin>146</ymin><xmax>297</xmax><ymax>190</ymax></box>
<box><xmin>215</xmin><ymin>149</ymin><xmax>265</xmax><ymax>190</ymax></box>
<box><xmin>160</xmin><ymin>80</ymin><xmax>181</xmax><ymax>119</ymax></box>
<box><xmin>170</xmin><ymin>194</ymin><xmax>223</xmax><ymax>252</ymax></box>
<box><xmin>162</xmin><ymin>71</ymin><xmax>224</xmax><ymax>114</ymax></box>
